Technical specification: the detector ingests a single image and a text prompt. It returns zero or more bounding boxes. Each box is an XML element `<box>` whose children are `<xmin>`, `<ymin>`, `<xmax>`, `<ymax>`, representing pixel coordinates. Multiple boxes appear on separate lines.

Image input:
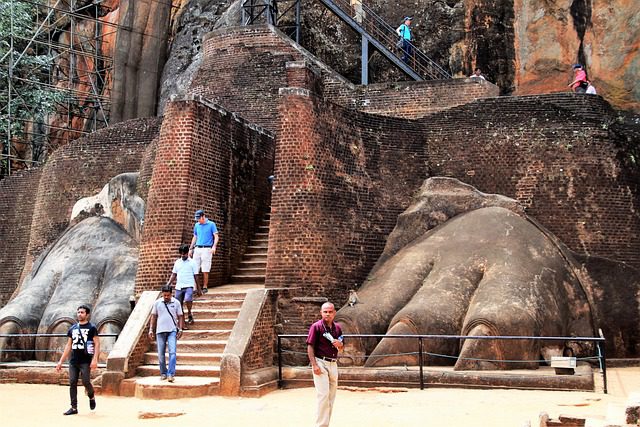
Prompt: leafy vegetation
<box><xmin>0</xmin><ymin>0</ymin><xmax>65</xmax><ymax>176</ymax></box>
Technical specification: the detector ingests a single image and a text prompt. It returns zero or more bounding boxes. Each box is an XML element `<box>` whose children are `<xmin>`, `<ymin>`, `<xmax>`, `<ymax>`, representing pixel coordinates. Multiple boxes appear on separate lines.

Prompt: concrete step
<box><xmin>143</xmin><ymin>352</ymin><xmax>222</xmax><ymax>366</ymax></box>
<box><xmin>125</xmin><ymin>376</ymin><xmax>220</xmax><ymax>399</ymax></box>
<box><xmin>180</xmin><ymin>329</ymin><xmax>231</xmax><ymax>339</ymax></box>
<box><xmin>254</xmin><ymin>233</ymin><xmax>269</xmax><ymax>239</ymax></box>
<box><xmin>196</xmin><ymin>290</ymin><xmax>250</xmax><ymax>300</ymax></box>
<box><xmin>152</xmin><ymin>339</ymin><xmax>227</xmax><ymax>352</ymax></box>
<box><xmin>191</xmin><ymin>298</ymin><xmax>243</xmax><ymax>309</ymax></box>
<box><xmin>230</xmin><ymin>274</ymin><xmax>265</xmax><ymax>284</ymax></box>
<box><xmin>190</xmin><ymin>308</ymin><xmax>240</xmax><ymax>318</ymax></box>
<box><xmin>137</xmin><ymin>364</ymin><xmax>221</xmax><ymax>378</ymax></box>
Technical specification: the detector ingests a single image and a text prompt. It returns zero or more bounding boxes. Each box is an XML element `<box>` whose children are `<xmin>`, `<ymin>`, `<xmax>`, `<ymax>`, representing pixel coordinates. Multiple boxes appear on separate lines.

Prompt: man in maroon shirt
<box><xmin>307</xmin><ymin>302</ymin><xmax>344</xmax><ymax>427</ymax></box>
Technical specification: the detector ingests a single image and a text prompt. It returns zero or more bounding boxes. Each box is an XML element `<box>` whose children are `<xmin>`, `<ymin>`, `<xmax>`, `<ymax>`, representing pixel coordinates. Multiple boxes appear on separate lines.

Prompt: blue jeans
<box><xmin>156</xmin><ymin>330</ymin><xmax>177</xmax><ymax>376</ymax></box>
<box><xmin>402</xmin><ymin>39</ymin><xmax>412</xmax><ymax>63</ymax></box>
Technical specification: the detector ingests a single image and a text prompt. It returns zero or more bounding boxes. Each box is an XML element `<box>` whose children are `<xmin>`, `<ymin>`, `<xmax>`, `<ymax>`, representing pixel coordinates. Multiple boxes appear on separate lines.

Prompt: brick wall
<box><xmin>134</xmin><ymin>96</ymin><xmax>274</xmax><ymax>294</ymax></box>
<box><xmin>267</xmin><ymin>89</ymin><xmax>428</xmax><ymax>333</ymax></box>
<box><xmin>136</xmin><ymin>135</ymin><xmax>161</xmax><ymax>202</ymax></box>
<box><xmin>243</xmin><ymin>290</ymin><xmax>279</xmax><ymax>370</ymax></box>
<box><xmin>190</xmin><ymin>26</ymin><xmax>349</xmax><ymax>133</ymax></box>
<box><xmin>327</xmin><ymin>78</ymin><xmax>500</xmax><ymax>119</ymax></box>
<box><xmin>423</xmin><ymin>94</ymin><xmax>640</xmax><ymax>268</ymax></box>
<box><xmin>14</xmin><ymin>118</ymin><xmax>161</xmax><ymax>298</ymax></box>
<box><xmin>0</xmin><ymin>168</ymin><xmax>42</xmax><ymax>308</ymax></box>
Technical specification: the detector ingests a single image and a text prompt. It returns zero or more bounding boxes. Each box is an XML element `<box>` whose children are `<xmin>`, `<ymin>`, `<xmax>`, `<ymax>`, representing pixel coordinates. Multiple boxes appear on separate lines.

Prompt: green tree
<box><xmin>0</xmin><ymin>0</ymin><xmax>64</xmax><ymax>177</ymax></box>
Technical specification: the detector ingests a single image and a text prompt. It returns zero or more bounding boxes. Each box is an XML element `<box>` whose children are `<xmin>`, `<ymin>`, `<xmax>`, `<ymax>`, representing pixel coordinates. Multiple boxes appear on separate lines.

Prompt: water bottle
<box><xmin>87</xmin><ymin>340</ymin><xmax>95</xmax><ymax>355</ymax></box>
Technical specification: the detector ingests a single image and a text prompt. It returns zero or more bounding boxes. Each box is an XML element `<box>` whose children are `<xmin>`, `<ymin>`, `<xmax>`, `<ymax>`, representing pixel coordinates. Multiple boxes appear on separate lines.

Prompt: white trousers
<box><xmin>313</xmin><ymin>357</ymin><xmax>338</xmax><ymax>427</ymax></box>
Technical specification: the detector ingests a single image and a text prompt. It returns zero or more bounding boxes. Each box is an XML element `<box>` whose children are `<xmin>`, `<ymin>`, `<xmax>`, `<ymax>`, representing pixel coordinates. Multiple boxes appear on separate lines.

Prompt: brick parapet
<box><xmin>242</xmin><ymin>290</ymin><xmax>280</xmax><ymax>371</ymax></box>
<box><xmin>422</xmin><ymin>95</ymin><xmax>640</xmax><ymax>268</ymax></box>
<box><xmin>22</xmin><ymin>117</ymin><xmax>161</xmax><ymax>285</ymax></box>
<box><xmin>0</xmin><ymin>168</ymin><xmax>43</xmax><ymax>308</ymax></box>
<box><xmin>326</xmin><ymin>78</ymin><xmax>500</xmax><ymax>119</ymax></box>
<box><xmin>134</xmin><ymin>98</ymin><xmax>274</xmax><ymax>295</ymax></box>
<box><xmin>191</xmin><ymin>25</ymin><xmax>350</xmax><ymax>133</ymax></box>
<box><xmin>267</xmin><ymin>90</ymin><xmax>428</xmax><ymax>319</ymax></box>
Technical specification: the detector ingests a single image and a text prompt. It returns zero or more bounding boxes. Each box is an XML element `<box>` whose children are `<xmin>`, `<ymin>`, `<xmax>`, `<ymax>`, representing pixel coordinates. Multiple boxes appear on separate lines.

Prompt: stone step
<box><xmin>143</xmin><ymin>352</ymin><xmax>222</xmax><ymax>366</ymax></box>
<box><xmin>196</xmin><ymin>290</ymin><xmax>250</xmax><ymax>300</ymax></box>
<box><xmin>235</xmin><ymin>266</ymin><xmax>266</xmax><ymax>275</ymax></box>
<box><xmin>246</xmin><ymin>244</ymin><xmax>268</xmax><ymax>250</ymax></box>
<box><xmin>126</xmin><ymin>376</ymin><xmax>220</xmax><ymax>399</ymax></box>
<box><xmin>190</xmin><ymin>308</ymin><xmax>240</xmax><ymax>318</ymax></box>
<box><xmin>180</xmin><ymin>329</ymin><xmax>231</xmax><ymax>339</ymax></box>
<box><xmin>243</xmin><ymin>252</ymin><xmax>267</xmax><ymax>260</ymax></box>
<box><xmin>254</xmin><ymin>232</ymin><xmax>269</xmax><ymax>238</ymax></box>
<box><xmin>136</xmin><ymin>364</ymin><xmax>221</xmax><ymax>378</ymax></box>
<box><xmin>239</xmin><ymin>258</ymin><xmax>267</xmax><ymax>265</ymax></box>
<box><xmin>151</xmin><ymin>339</ymin><xmax>227</xmax><ymax>352</ymax></box>
<box><xmin>191</xmin><ymin>299</ymin><xmax>243</xmax><ymax>309</ymax></box>
<box><xmin>230</xmin><ymin>274</ymin><xmax>266</xmax><ymax>284</ymax></box>
<box><xmin>177</xmin><ymin>318</ymin><xmax>236</xmax><ymax>330</ymax></box>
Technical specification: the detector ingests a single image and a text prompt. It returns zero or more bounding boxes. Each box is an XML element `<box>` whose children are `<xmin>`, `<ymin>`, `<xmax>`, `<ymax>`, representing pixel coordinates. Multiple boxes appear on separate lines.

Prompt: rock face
<box><xmin>157</xmin><ymin>0</ymin><xmax>244</xmax><ymax>114</ymax></box>
<box><xmin>153</xmin><ymin>0</ymin><xmax>638</xmax><ymax>111</ymax></box>
<box><xmin>513</xmin><ymin>0</ymin><xmax>640</xmax><ymax>111</ymax></box>
<box><xmin>110</xmin><ymin>0</ymin><xmax>174</xmax><ymax>122</ymax></box>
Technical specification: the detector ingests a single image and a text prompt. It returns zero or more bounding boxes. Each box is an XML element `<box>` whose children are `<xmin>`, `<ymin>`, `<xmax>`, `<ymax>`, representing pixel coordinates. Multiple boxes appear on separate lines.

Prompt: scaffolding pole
<box><xmin>0</xmin><ymin>0</ymin><xmax>113</xmax><ymax>176</ymax></box>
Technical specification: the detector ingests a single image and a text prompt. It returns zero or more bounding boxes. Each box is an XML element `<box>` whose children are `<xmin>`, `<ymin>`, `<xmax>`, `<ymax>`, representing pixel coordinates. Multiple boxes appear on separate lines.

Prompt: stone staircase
<box><xmin>123</xmin><ymin>213</ymin><xmax>270</xmax><ymax>399</ymax></box>
<box><xmin>230</xmin><ymin>213</ymin><xmax>269</xmax><ymax>286</ymax></box>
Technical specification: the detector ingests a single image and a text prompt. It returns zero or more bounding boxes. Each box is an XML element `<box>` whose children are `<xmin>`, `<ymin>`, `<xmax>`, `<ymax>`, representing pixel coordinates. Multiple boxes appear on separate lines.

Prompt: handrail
<box><xmin>320</xmin><ymin>0</ymin><xmax>451</xmax><ymax>80</ymax></box>
<box><xmin>277</xmin><ymin>333</ymin><xmax>607</xmax><ymax>393</ymax></box>
<box><xmin>0</xmin><ymin>333</ymin><xmax>119</xmax><ymax>338</ymax></box>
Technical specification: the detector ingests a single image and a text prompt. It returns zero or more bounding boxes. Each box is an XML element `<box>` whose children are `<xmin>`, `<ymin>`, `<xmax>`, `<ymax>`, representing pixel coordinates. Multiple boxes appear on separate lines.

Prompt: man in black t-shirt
<box><xmin>56</xmin><ymin>304</ymin><xmax>100</xmax><ymax>416</ymax></box>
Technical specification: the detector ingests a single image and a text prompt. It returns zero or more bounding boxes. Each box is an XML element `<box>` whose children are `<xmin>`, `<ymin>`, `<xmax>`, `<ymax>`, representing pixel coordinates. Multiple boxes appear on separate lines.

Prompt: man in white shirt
<box><xmin>167</xmin><ymin>244</ymin><xmax>199</xmax><ymax>326</ymax></box>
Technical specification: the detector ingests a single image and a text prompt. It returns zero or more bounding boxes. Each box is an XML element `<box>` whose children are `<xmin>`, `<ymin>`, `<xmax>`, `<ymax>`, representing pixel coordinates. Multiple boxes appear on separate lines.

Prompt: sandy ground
<box><xmin>2</xmin><ymin>368</ymin><xmax>640</xmax><ymax>427</ymax></box>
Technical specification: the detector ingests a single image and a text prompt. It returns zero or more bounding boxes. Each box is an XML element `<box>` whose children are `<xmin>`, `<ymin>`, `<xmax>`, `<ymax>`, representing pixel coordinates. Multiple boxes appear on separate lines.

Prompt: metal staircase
<box><xmin>241</xmin><ymin>0</ymin><xmax>451</xmax><ymax>84</ymax></box>
<box><xmin>318</xmin><ymin>0</ymin><xmax>451</xmax><ymax>83</ymax></box>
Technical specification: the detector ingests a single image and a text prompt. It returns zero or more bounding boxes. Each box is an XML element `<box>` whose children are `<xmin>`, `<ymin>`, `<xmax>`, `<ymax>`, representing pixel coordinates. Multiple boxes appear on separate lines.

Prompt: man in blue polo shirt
<box><xmin>189</xmin><ymin>209</ymin><xmax>219</xmax><ymax>294</ymax></box>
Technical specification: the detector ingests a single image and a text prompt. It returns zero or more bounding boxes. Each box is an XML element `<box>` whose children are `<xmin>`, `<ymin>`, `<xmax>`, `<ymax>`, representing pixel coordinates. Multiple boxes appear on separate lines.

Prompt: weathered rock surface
<box><xmin>335</xmin><ymin>178</ymin><xmax>640</xmax><ymax>369</ymax></box>
<box><xmin>153</xmin><ymin>0</ymin><xmax>638</xmax><ymax>111</ymax></box>
<box><xmin>71</xmin><ymin>172</ymin><xmax>145</xmax><ymax>241</ymax></box>
<box><xmin>0</xmin><ymin>217</ymin><xmax>138</xmax><ymax>362</ymax></box>
<box><xmin>157</xmin><ymin>0</ymin><xmax>244</xmax><ymax>114</ymax></box>
<box><xmin>111</xmin><ymin>0</ymin><xmax>173</xmax><ymax>122</ymax></box>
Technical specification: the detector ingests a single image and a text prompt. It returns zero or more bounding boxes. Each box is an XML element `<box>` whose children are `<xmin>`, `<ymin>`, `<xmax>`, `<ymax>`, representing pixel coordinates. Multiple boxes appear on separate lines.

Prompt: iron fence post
<box><xmin>419</xmin><ymin>337</ymin><xmax>424</xmax><ymax>390</ymax></box>
<box><xmin>277</xmin><ymin>335</ymin><xmax>283</xmax><ymax>389</ymax></box>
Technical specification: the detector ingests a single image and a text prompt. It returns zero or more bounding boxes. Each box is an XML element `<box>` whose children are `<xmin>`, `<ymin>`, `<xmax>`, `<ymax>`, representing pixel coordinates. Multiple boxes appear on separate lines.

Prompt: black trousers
<box><xmin>69</xmin><ymin>363</ymin><xmax>94</xmax><ymax>407</ymax></box>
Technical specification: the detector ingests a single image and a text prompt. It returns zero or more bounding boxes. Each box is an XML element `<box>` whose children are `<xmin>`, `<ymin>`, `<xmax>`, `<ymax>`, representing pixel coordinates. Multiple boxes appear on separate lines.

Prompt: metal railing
<box><xmin>0</xmin><ymin>332</ymin><xmax>119</xmax><ymax>365</ymax></box>
<box><xmin>277</xmin><ymin>333</ymin><xmax>608</xmax><ymax>393</ymax></box>
<box><xmin>319</xmin><ymin>0</ymin><xmax>451</xmax><ymax>80</ymax></box>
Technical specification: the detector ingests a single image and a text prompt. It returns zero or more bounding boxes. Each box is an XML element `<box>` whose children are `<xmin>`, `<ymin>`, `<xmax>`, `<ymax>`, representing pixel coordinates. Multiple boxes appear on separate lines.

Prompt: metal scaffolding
<box><xmin>242</xmin><ymin>0</ymin><xmax>301</xmax><ymax>43</ymax></box>
<box><xmin>1</xmin><ymin>0</ymin><xmax>117</xmax><ymax>177</ymax></box>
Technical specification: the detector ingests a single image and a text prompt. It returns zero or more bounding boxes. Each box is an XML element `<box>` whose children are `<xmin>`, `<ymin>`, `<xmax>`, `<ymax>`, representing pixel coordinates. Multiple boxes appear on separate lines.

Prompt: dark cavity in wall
<box><xmin>469</xmin><ymin>0</ymin><xmax>516</xmax><ymax>95</ymax></box>
<box><xmin>570</xmin><ymin>0</ymin><xmax>592</xmax><ymax>69</ymax></box>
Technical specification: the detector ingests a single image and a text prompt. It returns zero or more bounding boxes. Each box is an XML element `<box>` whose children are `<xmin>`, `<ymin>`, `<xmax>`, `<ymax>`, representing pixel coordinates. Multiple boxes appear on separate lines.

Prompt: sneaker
<box><xmin>160</xmin><ymin>374</ymin><xmax>167</xmax><ymax>380</ymax></box>
<box><xmin>202</xmin><ymin>288</ymin><xmax>208</xmax><ymax>294</ymax></box>
<box><xmin>89</xmin><ymin>398</ymin><xmax>96</xmax><ymax>410</ymax></box>
<box><xmin>63</xmin><ymin>408</ymin><xmax>78</xmax><ymax>416</ymax></box>
<box><xmin>188</xmin><ymin>315</ymin><xmax>194</xmax><ymax>324</ymax></box>
<box><xmin>167</xmin><ymin>376</ymin><xmax>175</xmax><ymax>383</ymax></box>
